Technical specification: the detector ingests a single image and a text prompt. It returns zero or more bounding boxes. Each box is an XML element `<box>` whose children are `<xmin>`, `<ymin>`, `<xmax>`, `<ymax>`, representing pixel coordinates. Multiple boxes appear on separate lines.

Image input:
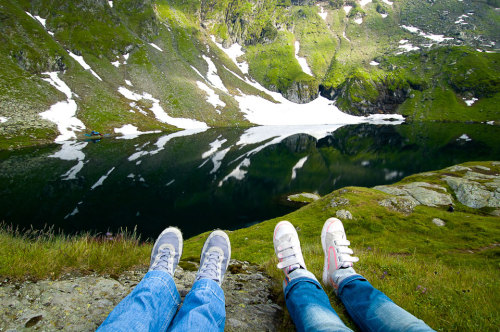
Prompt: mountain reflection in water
<box><xmin>0</xmin><ymin>123</ymin><xmax>499</xmax><ymax>239</ymax></box>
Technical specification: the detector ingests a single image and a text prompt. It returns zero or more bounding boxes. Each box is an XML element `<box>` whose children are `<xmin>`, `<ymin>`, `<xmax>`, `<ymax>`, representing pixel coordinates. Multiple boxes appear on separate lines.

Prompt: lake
<box><xmin>0</xmin><ymin>122</ymin><xmax>499</xmax><ymax>239</ymax></box>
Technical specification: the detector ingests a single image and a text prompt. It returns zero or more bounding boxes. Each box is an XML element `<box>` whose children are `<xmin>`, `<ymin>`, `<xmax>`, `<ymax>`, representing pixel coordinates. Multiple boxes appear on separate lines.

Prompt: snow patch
<box><xmin>370</xmin><ymin>61</ymin><xmax>379</xmax><ymax>66</ymax></box>
<box><xmin>197</xmin><ymin>82</ymin><xmax>226</xmax><ymax>111</ymax></box>
<box><xmin>360</xmin><ymin>0</ymin><xmax>372</xmax><ymax>7</ymax></box>
<box><xmin>111</xmin><ymin>61</ymin><xmax>120</xmax><ymax>68</ymax></box>
<box><xmin>34</xmin><ymin>15</ymin><xmax>47</xmax><ymax>27</ymax></box>
<box><xmin>464</xmin><ymin>97</ymin><xmax>478</xmax><ymax>106</ymax></box>
<box><xmin>91</xmin><ymin>167</ymin><xmax>115</xmax><ymax>190</ymax></box>
<box><xmin>108</xmin><ymin>1</ymin><xmax>113</xmax><ymax>8</ymax></box>
<box><xmin>202</xmin><ymin>138</ymin><xmax>228</xmax><ymax>159</ymax></box>
<box><xmin>219</xmin><ymin>158</ymin><xmax>251</xmax><ymax>186</ymax></box>
<box><xmin>49</xmin><ymin>141</ymin><xmax>88</xmax><ymax>180</ymax></box>
<box><xmin>117</xmin><ymin>86</ymin><xmax>208</xmax><ymax>129</ymax></box>
<box><xmin>125</xmin><ymin>80</ymin><xmax>132</xmax><ymax>86</ymax></box>
<box><xmin>128</xmin><ymin>128</ymin><xmax>208</xmax><ymax>162</ymax></box>
<box><xmin>211</xmin><ymin>36</ymin><xmax>249</xmax><ymax>74</ymax></box>
<box><xmin>343</xmin><ymin>31</ymin><xmax>351</xmax><ymax>42</ymax></box>
<box><xmin>344</xmin><ymin>6</ymin><xmax>352</xmax><ymax>15</ymax></box>
<box><xmin>40</xmin><ymin>72</ymin><xmax>86</xmax><ymax>141</ymax></box>
<box><xmin>457</xmin><ymin>134</ymin><xmax>472</xmax><ymax>142</ymax></box>
<box><xmin>68</xmin><ymin>51</ymin><xmax>102</xmax><ymax>81</ymax></box>
<box><xmin>401</xmin><ymin>25</ymin><xmax>454</xmax><ymax>43</ymax></box>
<box><xmin>291</xmin><ymin>156</ymin><xmax>308</xmax><ymax>180</ymax></box>
<box><xmin>381</xmin><ymin>13</ymin><xmax>388</xmax><ymax>18</ymax></box>
<box><xmin>317</xmin><ymin>5</ymin><xmax>328</xmax><ymax>21</ymax></box>
<box><xmin>114</xmin><ymin>124</ymin><xmax>160</xmax><ymax>139</ymax></box>
<box><xmin>0</xmin><ymin>117</ymin><xmax>8</xmax><ymax>123</ymax></box>
<box><xmin>149</xmin><ymin>43</ymin><xmax>163</xmax><ymax>52</ymax></box>
<box><xmin>294</xmin><ymin>41</ymin><xmax>313</xmax><ymax>76</ymax></box>
<box><xmin>202</xmin><ymin>55</ymin><xmax>229</xmax><ymax>92</ymax></box>
<box><xmin>382</xmin><ymin>0</ymin><xmax>393</xmax><ymax>5</ymax></box>
<box><xmin>354</xmin><ymin>16</ymin><xmax>363</xmax><ymax>25</ymax></box>
<box><xmin>397</xmin><ymin>42</ymin><xmax>420</xmax><ymax>54</ymax></box>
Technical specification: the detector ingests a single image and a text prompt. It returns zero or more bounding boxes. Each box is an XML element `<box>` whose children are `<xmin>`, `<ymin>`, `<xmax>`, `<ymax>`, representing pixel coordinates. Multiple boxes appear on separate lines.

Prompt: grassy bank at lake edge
<box><xmin>1</xmin><ymin>161</ymin><xmax>499</xmax><ymax>331</ymax></box>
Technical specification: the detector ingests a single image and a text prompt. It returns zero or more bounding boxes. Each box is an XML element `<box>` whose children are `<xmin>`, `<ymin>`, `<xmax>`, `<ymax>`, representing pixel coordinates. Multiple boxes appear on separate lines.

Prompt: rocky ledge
<box><xmin>0</xmin><ymin>260</ymin><xmax>282</xmax><ymax>332</ymax></box>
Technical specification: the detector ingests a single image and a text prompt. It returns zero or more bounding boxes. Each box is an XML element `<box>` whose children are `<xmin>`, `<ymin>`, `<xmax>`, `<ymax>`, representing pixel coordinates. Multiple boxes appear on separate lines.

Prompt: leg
<box><xmin>168</xmin><ymin>279</ymin><xmax>226</xmax><ymax>331</ymax></box>
<box><xmin>169</xmin><ymin>230</ymin><xmax>231</xmax><ymax>332</ymax></box>
<box><xmin>97</xmin><ymin>270</ymin><xmax>180</xmax><ymax>332</ymax></box>
<box><xmin>98</xmin><ymin>227</ymin><xmax>184</xmax><ymax>332</ymax></box>
<box><xmin>337</xmin><ymin>273</ymin><xmax>433</xmax><ymax>332</ymax></box>
<box><xmin>274</xmin><ymin>221</ymin><xmax>352</xmax><ymax>332</ymax></box>
<box><xmin>322</xmin><ymin>218</ymin><xmax>434</xmax><ymax>332</ymax></box>
<box><xmin>284</xmin><ymin>269</ymin><xmax>353</xmax><ymax>332</ymax></box>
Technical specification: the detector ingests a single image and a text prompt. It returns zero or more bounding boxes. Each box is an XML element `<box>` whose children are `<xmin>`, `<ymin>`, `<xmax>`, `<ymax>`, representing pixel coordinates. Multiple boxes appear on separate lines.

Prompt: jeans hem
<box><xmin>337</xmin><ymin>274</ymin><xmax>366</xmax><ymax>297</ymax></box>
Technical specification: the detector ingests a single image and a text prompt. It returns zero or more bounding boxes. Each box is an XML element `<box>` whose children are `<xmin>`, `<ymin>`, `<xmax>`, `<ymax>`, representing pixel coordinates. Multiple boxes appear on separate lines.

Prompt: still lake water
<box><xmin>1</xmin><ymin>123</ymin><xmax>499</xmax><ymax>239</ymax></box>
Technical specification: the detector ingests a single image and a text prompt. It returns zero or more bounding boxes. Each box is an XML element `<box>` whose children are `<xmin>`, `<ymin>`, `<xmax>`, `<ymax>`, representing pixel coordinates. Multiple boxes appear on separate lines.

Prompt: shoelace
<box><xmin>333</xmin><ymin>239</ymin><xmax>358</xmax><ymax>267</ymax></box>
<box><xmin>276</xmin><ymin>235</ymin><xmax>301</xmax><ymax>270</ymax></box>
<box><xmin>153</xmin><ymin>247</ymin><xmax>174</xmax><ymax>273</ymax></box>
<box><xmin>198</xmin><ymin>250</ymin><xmax>221</xmax><ymax>281</ymax></box>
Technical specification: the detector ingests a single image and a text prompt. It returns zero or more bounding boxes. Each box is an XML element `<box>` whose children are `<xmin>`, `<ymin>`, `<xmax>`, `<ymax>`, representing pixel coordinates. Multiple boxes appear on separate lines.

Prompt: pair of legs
<box><xmin>274</xmin><ymin>218</ymin><xmax>434</xmax><ymax>332</ymax></box>
<box><xmin>97</xmin><ymin>228</ymin><xmax>231</xmax><ymax>332</ymax></box>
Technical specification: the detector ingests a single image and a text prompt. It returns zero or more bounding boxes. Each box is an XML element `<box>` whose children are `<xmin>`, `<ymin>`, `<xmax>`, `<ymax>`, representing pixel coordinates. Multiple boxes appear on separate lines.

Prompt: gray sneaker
<box><xmin>149</xmin><ymin>227</ymin><xmax>183</xmax><ymax>276</ymax></box>
<box><xmin>195</xmin><ymin>230</ymin><xmax>231</xmax><ymax>286</ymax></box>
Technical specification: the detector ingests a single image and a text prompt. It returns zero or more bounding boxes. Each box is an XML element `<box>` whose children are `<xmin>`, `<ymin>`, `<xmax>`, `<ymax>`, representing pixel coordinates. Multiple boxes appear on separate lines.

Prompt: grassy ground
<box><xmin>1</xmin><ymin>162</ymin><xmax>499</xmax><ymax>330</ymax></box>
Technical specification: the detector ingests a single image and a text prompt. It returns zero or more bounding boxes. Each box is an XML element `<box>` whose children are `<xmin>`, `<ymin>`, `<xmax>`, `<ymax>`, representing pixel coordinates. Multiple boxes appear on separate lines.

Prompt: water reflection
<box><xmin>0</xmin><ymin>123</ymin><xmax>498</xmax><ymax>239</ymax></box>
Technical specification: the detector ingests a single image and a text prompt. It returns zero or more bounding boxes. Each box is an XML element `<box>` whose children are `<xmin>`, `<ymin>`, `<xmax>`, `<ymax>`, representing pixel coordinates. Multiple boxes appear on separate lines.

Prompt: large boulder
<box><xmin>374</xmin><ymin>182</ymin><xmax>453</xmax><ymax>207</ymax></box>
<box><xmin>443</xmin><ymin>176</ymin><xmax>500</xmax><ymax>209</ymax></box>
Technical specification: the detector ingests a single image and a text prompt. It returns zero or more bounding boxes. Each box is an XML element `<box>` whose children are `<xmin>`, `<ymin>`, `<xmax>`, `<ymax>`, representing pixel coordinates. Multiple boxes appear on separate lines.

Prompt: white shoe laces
<box><xmin>198</xmin><ymin>250</ymin><xmax>222</xmax><ymax>281</ymax></box>
<box><xmin>153</xmin><ymin>247</ymin><xmax>174</xmax><ymax>273</ymax></box>
<box><xmin>276</xmin><ymin>235</ymin><xmax>302</xmax><ymax>270</ymax></box>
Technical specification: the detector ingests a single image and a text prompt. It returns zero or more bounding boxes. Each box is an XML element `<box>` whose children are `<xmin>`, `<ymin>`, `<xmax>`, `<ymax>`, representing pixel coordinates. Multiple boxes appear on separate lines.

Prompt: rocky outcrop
<box><xmin>281</xmin><ymin>79</ymin><xmax>319</xmax><ymax>104</ymax></box>
<box><xmin>443</xmin><ymin>170</ymin><xmax>500</xmax><ymax>209</ymax></box>
<box><xmin>0</xmin><ymin>260</ymin><xmax>282</xmax><ymax>332</ymax></box>
<box><xmin>374</xmin><ymin>182</ymin><xmax>453</xmax><ymax>207</ymax></box>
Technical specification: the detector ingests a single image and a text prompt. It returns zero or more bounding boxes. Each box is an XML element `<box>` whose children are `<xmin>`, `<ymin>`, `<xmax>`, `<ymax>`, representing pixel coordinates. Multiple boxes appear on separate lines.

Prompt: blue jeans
<box><xmin>97</xmin><ymin>270</ymin><xmax>226</xmax><ymax>332</ymax></box>
<box><xmin>284</xmin><ymin>269</ymin><xmax>434</xmax><ymax>332</ymax></box>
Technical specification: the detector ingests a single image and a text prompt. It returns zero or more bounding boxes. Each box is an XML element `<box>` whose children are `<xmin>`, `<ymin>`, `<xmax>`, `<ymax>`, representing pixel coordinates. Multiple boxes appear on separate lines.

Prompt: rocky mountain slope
<box><xmin>0</xmin><ymin>0</ymin><xmax>499</xmax><ymax>149</ymax></box>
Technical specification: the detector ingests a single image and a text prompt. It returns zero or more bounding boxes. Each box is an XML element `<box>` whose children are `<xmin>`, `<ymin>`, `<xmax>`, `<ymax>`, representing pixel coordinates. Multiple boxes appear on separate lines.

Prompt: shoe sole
<box><xmin>151</xmin><ymin>227</ymin><xmax>183</xmax><ymax>263</ymax></box>
<box><xmin>201</xmin><ymin>230</ymin><xmax>231</xmax><ymax>271</ymax></box>
<box><xmin>321</xmin><ymin>218</ymin><xmax>341</xmax><ymax>285</ymax></box>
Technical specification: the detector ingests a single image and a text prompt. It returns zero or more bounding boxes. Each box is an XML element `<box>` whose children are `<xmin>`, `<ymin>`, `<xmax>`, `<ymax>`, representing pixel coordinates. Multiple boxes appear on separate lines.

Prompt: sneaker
<box><xmin>195</xmin><ymin>230</ymin><xmax>231</xmax><ymax>286</ymax></box>
<box><xmin>273</xmin><ymin>221</ymin><xmax>306</xmax><ymax>278</ymax></box>
<box><xmin>149</xmin><ymin>227</ymin><xmax>183</xmax><ymax>276</ymax></box>
<box><xmin>321</xmin><ymin>218</ymin><xmax>359</xmax><ymax>287</ymax></box>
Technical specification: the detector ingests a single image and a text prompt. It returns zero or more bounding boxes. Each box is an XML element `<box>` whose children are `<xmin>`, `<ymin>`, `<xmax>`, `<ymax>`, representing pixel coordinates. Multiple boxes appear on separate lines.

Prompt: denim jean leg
<box><xmin>97</xmin><ymin>270</ymin><xmax>181</xmax><ymax>332</ymax></box>
<box><xmin>338</xmin><ymin>275</ymin><xmax>434</xmax><ymax>332</ymax></box>
<box><xmin>284</xmin><ymin>269</ymin><xmax>353</xmax><ymax>332</ymax></box>
<box><xmin>168</xmin><ymin>278</ymin><xmax>226</xmax><ymax>332</ymax></box>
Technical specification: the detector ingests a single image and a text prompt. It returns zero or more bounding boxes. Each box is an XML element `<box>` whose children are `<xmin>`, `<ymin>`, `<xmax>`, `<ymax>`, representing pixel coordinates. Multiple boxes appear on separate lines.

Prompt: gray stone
<box><xmin>444</xmin><ymin>176</ymin><xmax>500</xmax><ymax>208</ymax></box>
<box><xmin>330</xmin><ymin>197</ymin><xmax>350</xmax><ymax>207</ymax></box>
<box><xmin>464</xmin><ymin>171</ymin><xmax>496</xmax><ymax>181</ymax></box>
<box><xmin>473</xmin><ymin>165</ymin><xmax>491</xmax><ymax>171</ymax></box>
<box><xmin>432</xmin><ymin>218</ymin><xmax>446</xmax><ymax>227</ymax></box>
<box><xmin>490</xmin><ymin>210</ymin><xmax>500</xmax><ymax>217</ymax></box>
<box><xmin>288</xmin><ymin>192</ymin><xmax>320</xmax><ymax>203</ymax></box>
<box><xmin>336</xmin><ymin>209</ymin><xmax>353</xmax><ymax>220</ymax></box>
<box><xmin>0</xmin><ymin>261</ymin><xmax>282</xmax><ymax>332</ymax></box>
<box><xmin>446</xmin><ymin>165</ymin><xmax>471</xmax><ymax>172</ymax></box>
<box><xmin>374</xmin><ymin>182</ymin><xmax>452</xmax><ymax>207</ymax></box>
<box><xmin>379</xmin><ymin>196</ymin><xmax>418</xmax><ymax>214</ymax></box>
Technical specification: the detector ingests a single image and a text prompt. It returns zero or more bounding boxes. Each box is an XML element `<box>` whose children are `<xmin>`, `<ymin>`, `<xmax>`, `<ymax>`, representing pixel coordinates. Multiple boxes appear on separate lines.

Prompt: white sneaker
<box><xmin>273</xmin><ymin>221</ymin><xmax>306</xmax><ymax>278</ymax></box>
<box><xmin>321</xmin><ymin>218</ymin><xmax>359</xmax><ymax>287</ymax></box>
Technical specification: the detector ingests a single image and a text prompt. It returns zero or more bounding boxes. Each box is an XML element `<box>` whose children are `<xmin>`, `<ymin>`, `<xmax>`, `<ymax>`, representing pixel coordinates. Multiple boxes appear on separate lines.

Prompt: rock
<box><xmin>0</xmin><ymin>261</ymin><xmax>282</xmax><ymax>332</ymax></box>
<box><xmin>490</xmin><ymin>210</ymin><xmax>500</xmax><ymax>216</ymax></box>
<box><xmin>281</xmin><ymin>79</ymin><xmax>319</xmax><ymax>104</ymax></box>
<box><xmin>288</xmin><ymin>192</ymin><xmax>321</xmax><ymax>203</ymax></box>
<box><xmin>432</xmin><ymin>218</ymin><xmax>446</xmax><ymax>227</ymax></box>
<box><xmin>329</xmin><ymin>197</ymin><xmax>350</xmax><ymax>207</ymax></box>
<box><xmin>473</xmin><ymin>165</ymin><xmax>491</xmax><ymax>171</ymax></box>
<box><xmin>374</xmin><ymin>182</ymin><xmax>452</xmax><ymax>207</ymax></box>
<box><xmin>336</xmin><ymin>209</ymin><xmax>353</xmax><ymax>220</ymax></box>
<box><xmin>464</xmin><ymin>171</ymin><xmax>496</xmax><ymax>181</ymax></box>
<box><xmin>379</xmin><ymin>196</ymin><xmax>418</xmax><ymax>214</ymax></box>
<box><xmin>447</xmin><ymin>165</ymin><xmax>471</xmax><ymax>172</ymax></box>
<box><xmin>443</xmin><ymin>176</ymin><xmax>500</xmax><ymax>208</ymax></box>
